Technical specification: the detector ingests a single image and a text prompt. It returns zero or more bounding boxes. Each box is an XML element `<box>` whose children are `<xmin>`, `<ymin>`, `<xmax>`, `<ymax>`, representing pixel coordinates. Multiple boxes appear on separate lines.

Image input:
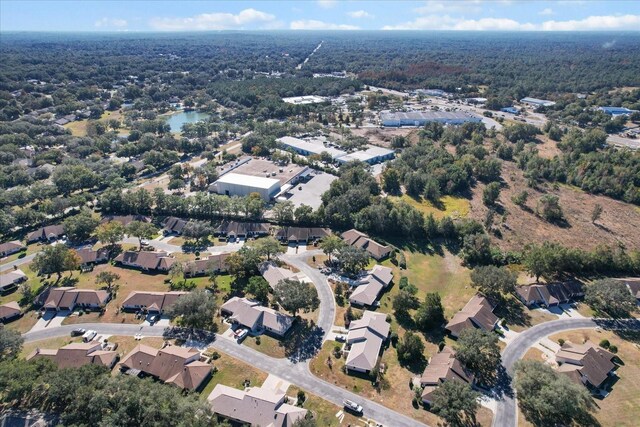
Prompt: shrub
<box><xmin>558</xmin><ymin>338</ymin><xmax>565</xmax><ymax>346</ymax></box>
<box><xmin>255</xmin><ymin>336</ymin><xmax>261</xmax><ymax>345</ymax></box>
<box><xmin>390</xmin><ymin>332</ymin><xmax>399</xmax><ymax>347</ymax></box>
<box><xmin>438</xmin><ymin>341</ymin><xmax>446</xmax><ymax>351</ymax></box>
<box><xmin>398</xmin><ymin>251</ymin><xmax>407</xmax><ymax>269</ymax></box>
<box><xmin>297</xmin><ymin>390</ymin><xmax>306</xmax><ymax>404</ymax></box>
<box><xmin>211</xmin><ymin>351</ymin><xmax>221</xmax><ymax>360</ymax></box>
<box><xmin>599</xmin><ymin>339</ymin><xmax>610</xmax><ymax>349</ymax></box>
<box><xmin>333</xmin><ymin>344</ymin><xmax>342</xmax><ymax>358</ymax></box>
<box><xmin>608</xmin><ymin>345</ymin><xmax>618</xmax><ymax>353</ymax></box>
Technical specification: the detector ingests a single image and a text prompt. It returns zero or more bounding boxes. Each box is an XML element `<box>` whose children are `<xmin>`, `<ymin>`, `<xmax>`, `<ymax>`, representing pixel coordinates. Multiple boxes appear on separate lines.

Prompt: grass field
<box><xmin>390</xmin><ymin>194</ymin><xmax>470</xmax><ymax>219</ymax></box>
<box><xmin>64</xmin><ymin>110</ymin><xmax>126</xmax><ymax>137</ymax></box>
<box><xmin>542</xmin><ymin>329</ymin><xmax>640</xmax><ymax>427</ymax></box>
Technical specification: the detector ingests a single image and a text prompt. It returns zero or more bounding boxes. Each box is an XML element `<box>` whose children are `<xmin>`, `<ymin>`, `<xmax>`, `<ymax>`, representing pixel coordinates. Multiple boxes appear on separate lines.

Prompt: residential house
<box><xmin>26</xmin><ymin>225</ymin><xmax>65</xmax><ymax>243</ymax></box>
<box><xmin>162</xmin><ymin>217</ymin><xmax>189</xmax><ymax>235</ymax></box>
<box><xmin>0</xmin><ymin>269</ymin><xmax>27</xmax><ymax>292</ymax></box>
<box><xmin>183</xmin><ymin>253</ymin><xmax>230</xmax><ymax>278</ymax></box>
<box><xmin>341</xmin><ymin>229</ymin><xmax>391</xmax><ymax>260</ymax></box>
<box><xmin>27</xmin><ymin>341</ymin><xmax>118</xmax><ymax>369</ymax></box>
<box><xmin>445</xmin><ymin>295</ymin><xmax>499</xmax><ymax>338</ymax></box>
<box><xmin>275</xmin><ymin>227</ymin><xmax>331</xmax><ymax>244</ymax></box>
<box><xmin>0</xmin><ymin>301</ymin><xmax>21</xmax><ymax>323</ymax></box>
<box><xmin>35</xmin><ymin>287</ymin><xmax>111</xmax><ymax>311</ymax></box>
<box><xmin>348</xmin><ymin>265</ymin><xmax>393</xmax><ymax>307</ymax></box>
<box><xmin>344</xmin><ymin>311</ymin><xmax>390</xmax><ymax>374</ymax></box>
<box><xmin>214</xmin><ymin>221</ymin><xmax>270</xmax><ymax>240</ymax></box>
<box><xmin>101</xmin><ymin>215</ymin><xmax>151</xmax><ymax>226</ymax></box>
<box><xmin>114</xmin><ymin>251</ymin><xmax>176</xmax><ymax>272</ymax></box>
<box><xmin>0</xmin><ymin>240</ymin><xmax>25</xmax><ymax>257</ymax></box>
<box><xmin>220</xmin><ymin>297</ymin><xmax>294</xmax><ymax>337</ymax></box>
<box><xmin>516</xmin><ymin>281</ymin><xmax>584</xmax><ymax>307</ymax></box>
<box><xmin>555</xmin><ymin>341</ymin><xmax>617</xmax><ymax>390</ymax></box>
<box><xmin>121</xmin><ymin>291</ymin><xmax>188</xmax><ymax>313</ymax></box>
<box><xmin>620</xmin><ymin>278</ymin><xmax>640</xmax><ymax>302</ymax></box>
<box><xmin>259</xmin><ymin>261</ymin><xmax>299</xmax><ymax>288</ymax></box>
<box><xmin>120</xmin><ymin>344</ymin><xmax>211</xmax><ymax>391</ymax></box>
<box><xmin>420</xmin><ymin>346</ymin><xmax>474</xmax><ymax>405</ymax></box>
<box><xmin>208</xmin><ymin>383</ymin><xmax>307</xmax><ymax>427</ymax></box>
<box><xmin>75</xmin><ymin>247</ymin><xmax>109</xmax><ymax>267</ymax></box>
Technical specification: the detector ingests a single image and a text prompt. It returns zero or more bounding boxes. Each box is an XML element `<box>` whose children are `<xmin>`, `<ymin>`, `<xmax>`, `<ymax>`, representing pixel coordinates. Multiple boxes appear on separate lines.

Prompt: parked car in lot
<box><xmin>71</xmin><ymin>328</ymin><xmax>86</xmax><ymax>337</ymax></box>
<box><xmin>343</xmin><ymin>399</ymin><xmax>363</xmax><ymax>414</ymax></box>
<box><xmin>82</xmin><ymin>330</ymin><xmax>97</xmax><ymax>342</ymax></box>
<box><xmin>235</xmin><ymin>328</ymin><xmax>249</xmax><ymax>342</ymax></box>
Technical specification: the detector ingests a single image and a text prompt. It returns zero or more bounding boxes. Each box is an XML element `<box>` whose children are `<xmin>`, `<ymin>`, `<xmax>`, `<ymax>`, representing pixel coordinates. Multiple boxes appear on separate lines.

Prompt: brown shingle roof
<box><xmin>120</xmin><ymin>344</ymin><xmax>210</xmax><ymax>391</ymax></box>
<box><xmin>0</xmin><ymin>240</ymin><xmax>25</xmax><ymax>255</ymax></box>
<box><xmin>121</xmin><ymin>291</ymin><xmax>188</xmax><ymax>312</ymax></box>
<box><xmin>26</xmin><ymin>225</ymin><xmax>65</xmax><ymax>242</ymax></box>
<box><xmin>556</xmin><ymin>341</ymin><xmax>616</xmax><ymax>388</ymax></box>
<box><xmin>114</xmin><ymin>251</ymin><xmax>175</xmax><ymax>271</ymax></box>
<box><xmin>27</xmin><ymin>341</ymin><xmax>117</xmax><ymax>369</ymax></box>
<box><xmin>340</xmin><ymin>229</ymin><xmax>391</xmax><ymax>260</ymax></box>
<box><xmin>0</xmin><ymin>301</ymin><xmax>21</xmax><ymax>321</ymax></box>
<box><xmin>445</xmin><ymin>294</ymin><xmax>498</xmax><ymax>337</ymax></box>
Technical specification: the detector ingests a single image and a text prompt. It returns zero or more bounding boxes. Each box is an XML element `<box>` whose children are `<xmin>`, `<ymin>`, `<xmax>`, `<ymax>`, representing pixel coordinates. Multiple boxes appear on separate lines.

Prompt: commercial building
<box><xmin>278</xmin><ymin>136</ymin><xmax>347</xmax><ymax>159</ymax></box>
<box><xmin>212</xmin><ymin>173</ymin><xmax>280</xmax><ymax>201</ymax></box>
<box><xmin>380</xmin><ymin>111</ymin><xmax>482</xmax><ymax>127</ymax></box>
<box><xmin>282</xmin><ymin>95</ymin><xmax>327</xmax><ymax>105</ymax></box>
<box><xmin>598</xmin><ymin>106</ymin><xmax>636</xmax><ymax>116</ymax></box>
<box><xmin>520</xmin><ymin>97</ymin><xmax>556</xmax><ymax>108</ymax></box>
<box><xmin>501</xmin><ymin>107</ymin><xmax>520</xmax><ymax>115</ymax></box>
<box><xmin>335</xmin><ymin>145</ymin><xmax>395</xmax><ymax>165</ymax></box>
<box><xmin>208</xmin><ymin>383</ymin><xmax>307</xmax><ymax>427</ymax></box>
<box><xmin>445</xmin><ymin>294</ymin><xmax>498</xmax><ymax>338</ymax></box>
<box><xmin>344</xmin><ymin>311</ymin><xmax>390</xmax><ymax>374</ymax></box>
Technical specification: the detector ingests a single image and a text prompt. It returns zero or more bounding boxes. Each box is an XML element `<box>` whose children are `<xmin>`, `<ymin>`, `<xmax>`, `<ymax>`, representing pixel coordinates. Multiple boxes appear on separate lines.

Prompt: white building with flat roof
<box><xmin>212</xmin><ymin>173</ymin><xmax>280</xmax><ymax>200</ymax></box>
<box><xmin>336</xmin><ymin>145</ymin><xmax>395</xmax><ymax>165</ymax></box>
<box><xmin>282</xmin><ymin>95</ymin><xmax>327</xmax><ymax>105</ymax></box>
<box><xmin>520</xmin><ymin>97</ymin><xmax>556</xmax><ymax>108</ymax></box>
<box><xmin>278</xmin><ymin>136</ymin><xmax>347</xmax><ymax>159</ymax></box>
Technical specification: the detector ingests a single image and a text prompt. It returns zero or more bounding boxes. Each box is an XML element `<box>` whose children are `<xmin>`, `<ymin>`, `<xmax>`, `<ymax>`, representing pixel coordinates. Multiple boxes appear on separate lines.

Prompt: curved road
<box><xmin>493</xmin><ymin>318</ymin><xmax>640</xmax><ymax>427</ymax></box>
<box><xmin>281</xmin><ymin>250</ymin><xmax>336</xmax><ymax>341</ymax></box>
<box><xmin>23</xmin><ymin>321</ymin><xmax>426</xmax><ymax>427</ymax></box>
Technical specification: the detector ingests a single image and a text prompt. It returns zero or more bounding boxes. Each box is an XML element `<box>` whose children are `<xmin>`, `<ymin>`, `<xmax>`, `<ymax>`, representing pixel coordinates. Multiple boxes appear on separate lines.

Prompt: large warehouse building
<box><xmin>380</xmin><ymin>111</ymin><xmax>482</xmax><ymax>127</ymax></box>
<box><xmin>520</xmin><ymin>97</ymin><xmax>556</xmax><ymax>108</ymax></box>
<box><xmin>278</xmin><ymin>136</ymin><xmax>347</xmax><ymax>159</ymax></box>
<box><xmin>212</xmin><ymin>173</ymin><xmax>280</xmax><ymax>201</ymax></box>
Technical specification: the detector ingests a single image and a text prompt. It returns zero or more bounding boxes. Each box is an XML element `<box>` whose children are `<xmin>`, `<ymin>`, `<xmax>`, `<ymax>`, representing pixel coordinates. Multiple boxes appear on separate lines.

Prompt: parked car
<box><xmin>82</xmin><ymin>330</ymin><xmax>97</xmax><ymax>342</ymax></box>
<box><xmin>335</xmin><ymin>334</ymin><xmax>346</xmax><ymax>342</ymax></box>
<box><xmin>149</xmin><ymin>314</ymin><xmax>161</xmax><ymax>324</ymax></box>
<box><xmin>70</xmin><ymin>328</ymin><xmax>86</xmax><ymax>337</ymax></box>
<box><xmin>235</xmin><ymin>328</ymin><xmax>249</xmax><ymax>342</ymax></box>
<box><xmin>343</xmin><ymin>399</ymin><xmax>363</xmax><ymax>414</ymax></box>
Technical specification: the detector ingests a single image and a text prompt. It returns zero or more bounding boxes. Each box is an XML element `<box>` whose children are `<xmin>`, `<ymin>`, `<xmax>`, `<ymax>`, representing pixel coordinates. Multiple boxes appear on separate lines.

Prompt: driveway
<box><xmin>493</xmin><ymin>318</ymin><xmax>640</xmax><ymax>427</ymax></box>
<box><xmin>28</xmin><ymin>310</ymin><xmax>69</xmax><ymax>332</ymax></box>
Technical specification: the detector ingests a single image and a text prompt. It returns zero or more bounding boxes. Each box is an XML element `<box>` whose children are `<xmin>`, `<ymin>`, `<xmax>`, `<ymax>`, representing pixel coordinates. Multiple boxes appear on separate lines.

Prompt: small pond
<box><xmin>165</xmin><ymin>111</ymin><xmax>210</xmax><ymax>132</ymax></box>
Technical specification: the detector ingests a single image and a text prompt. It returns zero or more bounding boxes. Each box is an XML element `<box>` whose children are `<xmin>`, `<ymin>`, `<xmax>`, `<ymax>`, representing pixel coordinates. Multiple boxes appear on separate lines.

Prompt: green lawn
<box><xmin>390</xmin><ymin>194</ymin><xmax>470</xmax><ymax>219</ymax></box>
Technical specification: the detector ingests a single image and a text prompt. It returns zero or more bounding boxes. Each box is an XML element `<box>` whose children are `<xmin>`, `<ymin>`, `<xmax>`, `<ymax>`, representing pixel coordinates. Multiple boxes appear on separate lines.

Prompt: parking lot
<box><xmin>286</xmin><ymin>172</ymin><xmax>337</xmax><ymax>209</ymax></box>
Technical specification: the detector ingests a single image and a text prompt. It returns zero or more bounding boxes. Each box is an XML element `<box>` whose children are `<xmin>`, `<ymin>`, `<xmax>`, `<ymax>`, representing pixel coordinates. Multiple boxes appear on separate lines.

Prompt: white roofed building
<box><xmin>212</xmin><ymin>173</ymin><xmax>281</xmax><ymax>201</ymax></box>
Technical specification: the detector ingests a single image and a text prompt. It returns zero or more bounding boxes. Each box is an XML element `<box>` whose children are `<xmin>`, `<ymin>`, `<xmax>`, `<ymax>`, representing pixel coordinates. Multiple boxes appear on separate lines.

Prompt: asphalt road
<box><xmin>493</xmin><ymin>318</ymin><xmax>640</xmax><ymax>427</ymax></box>
<box><xmin>280</xmin><ymin>250</ymin><xmax>336</xmax><ymax>341</ymax></box>
<box><xmin>0</xmin><ymin>253</ymin><xmax>36</xmax><ymax>272</ymax></box>
<box><xmin>22</xmin><ymin>322</ymin><xmax>427</xmax><ymax>427</ymax></box>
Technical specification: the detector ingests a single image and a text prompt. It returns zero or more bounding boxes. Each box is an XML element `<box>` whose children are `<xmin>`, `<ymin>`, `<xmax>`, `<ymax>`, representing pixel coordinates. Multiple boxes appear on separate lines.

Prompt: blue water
<box><xmin>165</xmin><ymin>111</ymin><xmax>210</xmax><ymax>132</ymax></box>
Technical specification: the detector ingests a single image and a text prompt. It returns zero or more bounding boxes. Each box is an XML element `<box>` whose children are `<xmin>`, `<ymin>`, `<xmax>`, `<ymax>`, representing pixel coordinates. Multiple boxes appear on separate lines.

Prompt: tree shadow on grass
<box><xmin>493</xmin><ymin>296</ymin><xmax>531</xmax><ymax>329</ymax></box>
<box><xmin>281</xmin><ymin>319</ymin><xmax>324</xmax><ymax>363</ymax></box>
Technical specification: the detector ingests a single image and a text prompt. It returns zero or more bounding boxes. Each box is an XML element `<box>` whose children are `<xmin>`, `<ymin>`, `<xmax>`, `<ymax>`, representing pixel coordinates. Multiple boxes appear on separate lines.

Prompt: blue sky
<box><xmin>2</xmin><ymin>1</ymin><xmax>639</xmax><ymax>32</ymax></box>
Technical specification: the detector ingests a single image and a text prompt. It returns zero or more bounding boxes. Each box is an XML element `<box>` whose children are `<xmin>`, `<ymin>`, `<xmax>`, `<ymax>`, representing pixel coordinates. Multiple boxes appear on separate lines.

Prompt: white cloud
<box><xmin>383</xmin><ymin>13</ymin><xmax>640</xmax><ymax>31</ymax></box>
<box><xmin>383</xmin><ymin>15</ymin><xmax>534</xmax><ymax>31</ymax></box>
<box><xmin>317</xmin><ymin>0</ymin><xmax>337</xmax><ymax>9</ymax></box>
<box><xmin>290</xmin><ymin>20</ymin><xmax>360</xmax><ymax>30</ymax></box>
<box><xmin>347</xmin><ymin>10</ymin><xmax>374</xmax><ymax>19</ymax></box>
<box><xmin>414</xmin><ymin>1</ymin><xmax>483</xmax><ymax>15</ymax></box>
<box><xmin>539</xmin><ymin>8</ymin><xmax>554</xmax><ymax>16</ymax></box>
<box><xmin>95</xmin><ymin>18</ymin><xmax>127</xmax><ymax>28</ymax></box>
<box><xmin>149</xmin><ymin>8</ymin><xmax>279</xmax><ymax>31</ymax></box>
<box><xmin>541</xmin><ymin>14</ymin><xmax>640</xmax><ymax>31</ymax></box>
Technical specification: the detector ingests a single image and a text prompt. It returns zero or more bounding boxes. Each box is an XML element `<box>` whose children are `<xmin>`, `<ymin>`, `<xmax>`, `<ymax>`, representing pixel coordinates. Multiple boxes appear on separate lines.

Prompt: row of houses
<box><xmin>516</xmin><ymin>281</ymin><xmax>584</xmax><ymax>308</ymax></box>
<box><xmin>27</xmin><ymin>341</ymin><xmax>118</xmax><ymax>370</ymax></box>
<box><xmin>35</xmin><ymin>287</ymin><xmax>111</xmax><ymax>312</ymax></box>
